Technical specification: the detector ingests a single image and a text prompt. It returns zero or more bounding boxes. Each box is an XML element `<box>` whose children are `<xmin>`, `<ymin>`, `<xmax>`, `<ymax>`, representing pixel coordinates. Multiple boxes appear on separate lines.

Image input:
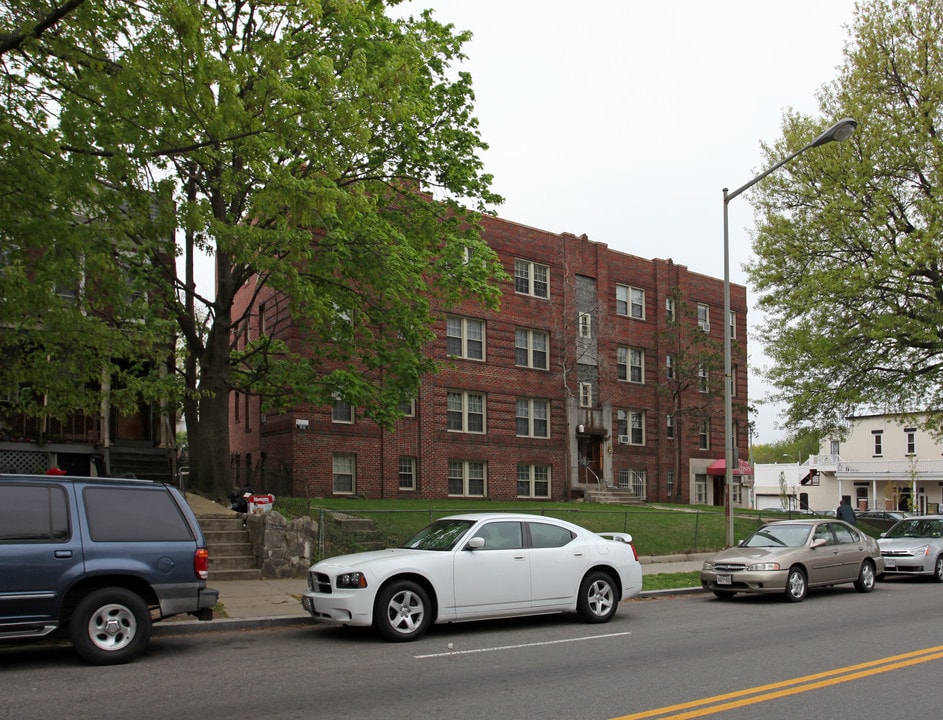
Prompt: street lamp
<box><xmin>722</xmin><ymin>118</ymin><xmax>856</xmax><ymax>547</ymax></box>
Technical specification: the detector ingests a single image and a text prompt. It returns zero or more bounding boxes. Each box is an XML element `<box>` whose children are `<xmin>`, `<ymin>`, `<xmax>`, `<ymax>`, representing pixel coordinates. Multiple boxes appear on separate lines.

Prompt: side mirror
<box><xmin>465</xmin><ymin>536</ymin><xmax>485</xmax><ymax>550</ymax></box>
<box><xmin>811</xmin><ymin>537</ymin><xmax>827</xmax><ymax>549</ymax></box>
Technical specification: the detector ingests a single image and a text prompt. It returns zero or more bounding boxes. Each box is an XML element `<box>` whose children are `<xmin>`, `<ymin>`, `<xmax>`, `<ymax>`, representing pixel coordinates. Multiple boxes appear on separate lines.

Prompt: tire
<box><xmin>854</xmin><ymin>560</ymin><xmax>876</xmax><ymax>593</ymax></box>
<box><xmin>373</xmin><ymin>580</ymin><xmax>432</xmax><ymax>642</ymax></box>
<box><xmin>70</xmin><ymin>587</ymin><xmax>152</xmax><ymax>665</ymax></box>
<box><xmin>783</xmin><ymin>567</ymin><xmax>807</xmax><ymax>602</ymax></box>
<box><xmin>576</xmin><ymin>571</ymin><xmax>618</xmax><ymax>623</ymax></box>
<box><xmin>712</xmin><ymin>590</ymin><xmax>737</xmax><ymax>600</ymax></box>
<box><xmin>933</xmin><ymin>555</ymin><xmax>943</xmax><ymax>583</ymax></box>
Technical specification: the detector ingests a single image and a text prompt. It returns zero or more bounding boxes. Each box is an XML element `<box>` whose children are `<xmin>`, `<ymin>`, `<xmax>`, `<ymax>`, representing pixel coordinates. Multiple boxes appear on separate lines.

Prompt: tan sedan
<box><xmin>700</xmin><ymin>519</ymin><xmax>885</xmax><ymax>602</ymax></box>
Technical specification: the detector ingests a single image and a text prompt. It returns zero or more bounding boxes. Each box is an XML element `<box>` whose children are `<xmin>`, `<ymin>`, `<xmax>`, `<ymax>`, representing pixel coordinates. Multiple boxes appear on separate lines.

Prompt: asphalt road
<box><xmin>3</xmin><ymin>577</ymin><xmax>943</xmax><ymax>720</ymax></box>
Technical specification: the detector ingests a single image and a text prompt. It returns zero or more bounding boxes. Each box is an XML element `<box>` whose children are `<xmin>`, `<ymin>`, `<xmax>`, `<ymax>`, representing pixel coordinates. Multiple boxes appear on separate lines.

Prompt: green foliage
<box><xmin>1</xmin><ymin>1</ymin><xmax>505</xmax><ymax>491</ymax></box>
<box><xmin>751</xmin><ymin>427</ymin><xmax>824</xmax><ymax>463</ymax></box>
<box><xmin>747</xmin><ymin>0</ymin><xmax>943</xmax><ymax>437</ymax></box>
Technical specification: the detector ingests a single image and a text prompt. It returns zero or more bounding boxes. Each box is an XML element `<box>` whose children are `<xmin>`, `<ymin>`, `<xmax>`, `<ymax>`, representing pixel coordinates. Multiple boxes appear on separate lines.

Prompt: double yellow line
<box><xmin>612</xmin><ymin>644</ymin><xmax>943</xmax><ymax>720</ymax></box>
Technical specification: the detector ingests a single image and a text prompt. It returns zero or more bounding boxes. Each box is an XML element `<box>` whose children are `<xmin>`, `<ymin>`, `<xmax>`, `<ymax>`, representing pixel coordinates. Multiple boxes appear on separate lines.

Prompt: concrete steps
<box><xmin>201</xmin><ymin>514</ymin><xmax>261</xmax><ymax>581</ymax></box>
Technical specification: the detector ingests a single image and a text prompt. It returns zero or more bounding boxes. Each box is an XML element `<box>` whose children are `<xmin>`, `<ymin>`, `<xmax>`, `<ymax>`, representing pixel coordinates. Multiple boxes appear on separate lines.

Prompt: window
<box><xmin>473</xmin><ymin>520</ymin><xmax>523</xmax><ymax>549</ymax></box>
<box><xmin>447</xmin><ymin>391</ymin><xmax>486</xmax><ymax>433</ymax></box>
<box><xmin>258</xmin><ymin>302</ymin><xmax>267</xmax><ymax>337</ymax></box>
<box><xmin>616</xmin><ymin>285</ymin><xmax>645</xmax><ymax>319</ymax></box>
<box><xmin>578</xmin><ymin>312</ymin><xmax>592</xmax><ymax>338</ymax></box>
<box><xmin>448</xmin><ymin>460</ymin><xmax>486</xmax><ymax>497</ymax></box>
<box><xmin>630</xmin><ymin>470</ymin><xmax>647</xmax><ymax>499</ymax></box>
<box><xmin>695</xmin><ymin>473</ymin><xmax>708</xmax><ymax>504</ymax></box>
<box><xmin>332</xmin><ymin>395</ymin><xmax>353</xmax><ymax>423</ymax></box>
<box><xmin>515</xmin><ymin>328</ymin><xmax>548</xmax><ymax>370</ymax></box>
<box><xmin>578</xmin><ymin>382</ymin><xmax>593</xmax><ymax>408</ymax></box>
<box><xmin>666</xmin><ymin>414</ymin><xmax>674</xmax><ymax>439</ymax></box>
<box><xmin>617</xmin><ymin>346</ymin><xmax>644</xmax><ymax>383</ymax></box>
<box><xmin>516</xmin><ymin>398</ymin><xmax>549</xmax><ymax>438</ymax></box>
<box><xmin>514</xmin><ymin>259</ymin><xmax>549</xmax><ymax>298</ymax></box>
<box><xmin>666</xmin><ymin>296</ymin><xmax>676</xmax><ymax>322</ymax></box>
<box><xmin>84</xmin><ymin>487</ymin><xmax>193</xmax><ymax>542</ymax></box>
<box><xmin>666</xmin><ymin>471</ymin><xmax>674</xmax><ymax>496</ymax></box>
<box><xmin>699</xmin><ymin>419</ymin><xmax>711</xmax><ymax>450</ymax></box>
<box><xmin>398</xmin><ymin>457</ymin><xmax>416</xmax><ymax>490</ymax></box>
<box><xmin>729</xmin><ymin>310</ymin><xmax>737</xmax><ymax>339</ymax></box>
<box><xmin>698</xmin><ymin>364</ymin><xmax>709</xmax><ymax>393</ymax></box>
<box><xmin>830</xmin><ymin>440</ymin><xmax>840</xmax><ymax>455</ymax></box>
<box><xmin>0</xmin><ymin>484</ymin><xmax>70</xmax><ymax>542</ymax></box>
<box><xmin>905</xmin><ymin>428</ymin><xmax>916</xmax><ymax>455</ymax></box>
<box><xmin>730</xmin><ymin>364</ymin><xmax>738</xmax><ymax>398</ymax></box>
<box><xmin>528</xmin><ymin>521</ymin><xmax>574</xmax><ymax>548</ymax></box>
<box><xmin>873</xmin><ymin>431</ymin><xmax>883</xmax><ymax>456</ymax></box>
<box><xmin>399</xmin><ymin>398</ymin><xmax>416</xmax><ymax>417</ymax></box>
<box><xmin>666</xmin><ymin>354</ymin><xmax>675</xmax><ymax>379</ymax></box>
<box><xmin>333</xmin><ymin>454</ymin><xmax>355</xmax><ymax>494</ymax></box>
<box><xmin>697</xmin><ymin>303</ymin><xmax>710</xmax><ymax>331</ymax></box>
<box><xmin>446</xmin><ymin>316</ymin><xmax>485</xmax><ymax>360</ymax></box>
<box><xmin>617</xmin><ymin>409</ymin><xmax>645</xmax><ymax>445</ymax></box>
<box><xmin>517</xmin><ymin>464</ymin><xmax>550</xmax><ymax>498</ymax></box>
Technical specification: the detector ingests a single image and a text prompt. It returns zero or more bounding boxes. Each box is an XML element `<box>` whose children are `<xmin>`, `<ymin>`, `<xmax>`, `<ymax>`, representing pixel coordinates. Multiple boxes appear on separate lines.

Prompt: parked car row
<box><xmin>700</xmin><ymin>513</ymin><xmax>943</xmax><ymax>603</ymax></box>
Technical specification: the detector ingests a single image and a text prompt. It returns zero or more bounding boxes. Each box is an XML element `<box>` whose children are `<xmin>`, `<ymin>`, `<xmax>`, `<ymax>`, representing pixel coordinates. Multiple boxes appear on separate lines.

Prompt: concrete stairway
<box><xmin>202</xmin><ymin>515</ymin><xmax>261</xmax><ymax>581</ymax></box>
<box><xmin>583</xmin><ymin>485</ymin><xmax>645</xmax><ymax>505</ymax></box>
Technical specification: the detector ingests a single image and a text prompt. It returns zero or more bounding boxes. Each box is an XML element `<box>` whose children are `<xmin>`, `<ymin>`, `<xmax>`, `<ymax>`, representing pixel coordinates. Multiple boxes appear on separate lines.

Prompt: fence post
<box><xmin>318</xmin><ymin>508</ymin><xmax>325</xmax><ymax>561</ymax></box>
<box><xmin>694</xmin><ymin>510</ymin><xmax>700</xmax><ymax>549</ymax></box>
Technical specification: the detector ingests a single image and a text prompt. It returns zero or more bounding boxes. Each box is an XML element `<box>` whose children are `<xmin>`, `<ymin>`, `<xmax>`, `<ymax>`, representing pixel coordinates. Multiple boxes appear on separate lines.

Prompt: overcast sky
<box><xmin>396</xmin><ymin>0</ymin><xmax>860</xmax><ymax>443</ymax></box>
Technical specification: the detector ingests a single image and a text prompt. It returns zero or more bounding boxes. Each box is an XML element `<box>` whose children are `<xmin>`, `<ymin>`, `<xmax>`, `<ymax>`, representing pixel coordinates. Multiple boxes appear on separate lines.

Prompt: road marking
<box><xmin>611</xmin><ymin>644</ymin><xmax>943</xmax><ymax>720</ymax></box>
<box><xmin>414</xmin><ymin>631</ymin><xmax>631</xmax><ymax>658</ymax></box>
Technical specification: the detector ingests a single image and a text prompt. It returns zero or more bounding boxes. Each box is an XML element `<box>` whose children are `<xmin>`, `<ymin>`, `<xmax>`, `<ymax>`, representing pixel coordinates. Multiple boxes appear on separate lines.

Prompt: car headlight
<box><xmin>747</xmin><ymin>562</ymin><xmax>782</xmax><ymax>572</ymax></box>
<box><xmin>913</xmin><ymin>545</ymin><xmax>930</xmax><ymax>557</ymax></box>
<box><xmin>702</xmin><ymin>561</ymin><xmax>714</xmax><ymax>571</ymax></box>
<box><xmin>336</xmin><ymin>572</ymin><xmax>368</xmax><ymax>589</ymax></box>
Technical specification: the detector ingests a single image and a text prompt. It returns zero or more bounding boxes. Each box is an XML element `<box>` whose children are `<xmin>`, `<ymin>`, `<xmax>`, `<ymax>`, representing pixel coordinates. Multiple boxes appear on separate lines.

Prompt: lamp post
<box><xmin>722</xmin><ymin>118</ymin><xmax>856</xmax><ymax>547</ymax></box>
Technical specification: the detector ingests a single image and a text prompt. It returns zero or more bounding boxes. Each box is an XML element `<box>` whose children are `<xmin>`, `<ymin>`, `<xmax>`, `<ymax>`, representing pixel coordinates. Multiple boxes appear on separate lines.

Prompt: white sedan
<box><xmin>301</xmin><ymin>512</ymin><xmax>643</xmax><ymax>641</ymax></box>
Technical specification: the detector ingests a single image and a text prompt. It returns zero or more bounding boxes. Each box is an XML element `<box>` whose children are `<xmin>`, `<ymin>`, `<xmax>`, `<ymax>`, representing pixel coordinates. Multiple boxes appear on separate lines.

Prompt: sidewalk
<box><xmin>157</xmin><ymin>493</ymin><xmax>708</xmax><ymax>635</ymax></box>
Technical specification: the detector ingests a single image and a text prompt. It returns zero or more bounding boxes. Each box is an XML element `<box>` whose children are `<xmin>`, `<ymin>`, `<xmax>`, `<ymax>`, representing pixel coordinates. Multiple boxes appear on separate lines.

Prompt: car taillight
<box><xmin>630</xmin><ymin>543</ymin><xmax>639</xmax><ymax>562</ymax></box>
<box><xmin>194</xmin><ymin>548</ymin><xmax>209</xmax><ymax>580</ymax></box>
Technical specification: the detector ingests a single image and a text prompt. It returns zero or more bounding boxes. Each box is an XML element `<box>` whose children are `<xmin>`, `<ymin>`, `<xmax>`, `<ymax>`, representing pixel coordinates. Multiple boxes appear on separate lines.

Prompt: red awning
<box><xmin>706</xmin><ymin>458</ymin><xmax>754</xmax><ymax>476</ymax></box>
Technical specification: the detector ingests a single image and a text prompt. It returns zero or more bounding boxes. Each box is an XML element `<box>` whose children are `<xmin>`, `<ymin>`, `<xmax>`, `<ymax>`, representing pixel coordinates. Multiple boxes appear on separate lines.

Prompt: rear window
<box><xmin>0</xmin><ymin>484</ymin><xmax>70</xmax><ymax>542</ymax></box>
<box><xmin>83</xmin><ymin>486</ymin><xmax>194</xmax><ymax>542</ymax></box>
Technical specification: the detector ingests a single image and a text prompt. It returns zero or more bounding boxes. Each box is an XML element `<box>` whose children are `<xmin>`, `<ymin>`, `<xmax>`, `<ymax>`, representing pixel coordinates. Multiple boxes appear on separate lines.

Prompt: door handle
<box><xmin>54</xmin><ymin>550</ymin><xmax>73</xmax><ymax>558</ymax></box>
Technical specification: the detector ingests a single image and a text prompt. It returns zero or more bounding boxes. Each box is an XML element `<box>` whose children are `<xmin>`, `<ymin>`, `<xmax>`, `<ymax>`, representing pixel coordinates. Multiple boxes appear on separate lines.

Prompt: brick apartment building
<box><xmin>229</xmin><ymin>213</ymin><xmax>749</xmax><ymax>505</ymax></box>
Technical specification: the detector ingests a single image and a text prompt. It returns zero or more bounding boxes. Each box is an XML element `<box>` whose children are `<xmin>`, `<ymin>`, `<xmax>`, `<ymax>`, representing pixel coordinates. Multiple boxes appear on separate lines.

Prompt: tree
<box><xmin>747</xmin><ymin>0</ymin><xmax>943</xmax><ymax>438</ymax></box>
<box><xmin>0</xmin><ymin>0</ymin><xmax>504</xmax><ymax>498</ymax></box>
<box><xmin>655</xmin><ymin>287</ymin><xmax>734</xmax><ymax>500</ymax></box>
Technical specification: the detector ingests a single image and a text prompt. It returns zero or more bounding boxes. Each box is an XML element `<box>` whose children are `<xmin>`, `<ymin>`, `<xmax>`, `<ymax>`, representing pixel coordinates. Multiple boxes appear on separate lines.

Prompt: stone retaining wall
<box><xmin>246</xmin><ymin>510</ymin><xmax>318</xmax><ymax>578</ymax></box>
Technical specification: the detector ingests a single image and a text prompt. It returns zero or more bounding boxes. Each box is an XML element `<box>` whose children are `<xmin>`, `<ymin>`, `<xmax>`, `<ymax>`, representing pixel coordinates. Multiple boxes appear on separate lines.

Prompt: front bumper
<box><xmin>301</xmin><ymin>589</ymin><xmax>374</xmax><ymax>627</ymax></box>
<box><xmin>699</xmin><ymin>569</ymin><xmax>788</xmax><ymax>594</ymax></box>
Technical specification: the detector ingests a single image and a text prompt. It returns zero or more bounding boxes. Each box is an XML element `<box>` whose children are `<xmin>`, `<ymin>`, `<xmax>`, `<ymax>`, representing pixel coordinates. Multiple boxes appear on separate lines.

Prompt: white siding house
<box><xmin>750</xmin><ymin>414</ymin><xmax>943</xmax><ymax>514</ymax></box>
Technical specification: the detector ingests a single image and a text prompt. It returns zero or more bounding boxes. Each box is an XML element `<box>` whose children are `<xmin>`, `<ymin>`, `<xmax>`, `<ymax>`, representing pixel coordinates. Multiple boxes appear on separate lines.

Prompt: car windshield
<box><xmin>743</xmin><ymin>524</ymin><xmax>812</xmax><ymax>548</ymax></box>
<box><xmin>884</xmin><ymin>519</ymin><xmax>943</xmax><ymax>539</ymax></box>
<box><xmin>401</xmin><ymin>519</ymin><xmax>476</xmax><ymax>551</ymax></box>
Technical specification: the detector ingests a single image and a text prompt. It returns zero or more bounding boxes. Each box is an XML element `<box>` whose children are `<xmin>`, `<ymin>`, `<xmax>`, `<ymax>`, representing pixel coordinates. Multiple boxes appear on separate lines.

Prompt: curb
<box><xmin>152</xmin><ymin>587</ymin><xmax>708</xmax><ymax>637</ymax></box>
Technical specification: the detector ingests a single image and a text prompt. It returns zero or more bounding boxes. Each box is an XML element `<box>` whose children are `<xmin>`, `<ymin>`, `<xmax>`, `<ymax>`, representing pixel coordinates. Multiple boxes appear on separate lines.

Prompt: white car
<box><xmin>301</xmin><ymin>512</ymin><xmax>643</xmax><ymax>641</ymax></box>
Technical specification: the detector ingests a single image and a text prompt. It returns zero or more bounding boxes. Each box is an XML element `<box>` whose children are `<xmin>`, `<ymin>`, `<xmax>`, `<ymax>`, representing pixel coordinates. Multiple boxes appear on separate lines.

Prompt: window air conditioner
<box><xmin>700</xmin><ymin>322</ymin><xmax>711</xmax><ymax>333</ymax></box>
<box><xmin>619</xmin><ymin>435</ymin><xmax>630</xmax><ymax>444</ymax></box>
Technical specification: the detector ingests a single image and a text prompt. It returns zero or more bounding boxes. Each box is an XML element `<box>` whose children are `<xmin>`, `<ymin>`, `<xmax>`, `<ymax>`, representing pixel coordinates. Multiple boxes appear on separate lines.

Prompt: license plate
<box><xmin>885</xmin><ymin>558</ymin><xmax>896</xmax><ymax>569</ymax></box>
<box><xmin>717</xmin><ymin>574</ymin><xmax>732</xmax><ymax>585</ymax></box>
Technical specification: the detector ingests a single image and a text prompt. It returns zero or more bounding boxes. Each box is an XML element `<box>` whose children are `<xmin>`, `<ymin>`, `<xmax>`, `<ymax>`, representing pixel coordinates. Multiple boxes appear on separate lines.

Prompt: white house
<box><xmin>751</xmin><ymin>413</ymin><xmax>943</xmax><ymax>514</ymax></box>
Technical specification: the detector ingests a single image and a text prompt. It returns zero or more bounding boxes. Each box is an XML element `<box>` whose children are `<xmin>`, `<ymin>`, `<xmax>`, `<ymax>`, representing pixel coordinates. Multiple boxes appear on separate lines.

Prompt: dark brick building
<box><xmin>230</xmin><ymin>214</ymin><xmax>749</xmax><ymax>505</ymax></box>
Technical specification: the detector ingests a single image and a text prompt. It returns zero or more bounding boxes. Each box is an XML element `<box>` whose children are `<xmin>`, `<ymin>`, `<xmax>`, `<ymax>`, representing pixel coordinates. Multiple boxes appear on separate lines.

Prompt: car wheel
<box><xmin>712</xmin><ymin>590</ymin><xmax>737</xmax><ymax>600</ymax></box>
<box><xmin>933</xmin><ymin>555</ymin><xmax>943</xmax><ymax>583</ymax></box>
<box><xmin>70</xmin><ymin>587</ymin><xmax>152</xmax><ymax>665</ymax></box>
<box><xmin>854</xmin><ymin>560</ymin><xmax>876</xmax><ymax>593</ymax></box>
<box><xmin>784</xmin><ymin>567</ymin><xmax>807</xmax><ymax>602</ymax></box>
<box><xmin>577</xmin><ymin>571</ymin><xmax>618</xmax><ymax>623</ymax></box>
<box><xmin>373</xmin><ymin>580</ymin><xmax>432</xmax><ymax>642</ymax></box>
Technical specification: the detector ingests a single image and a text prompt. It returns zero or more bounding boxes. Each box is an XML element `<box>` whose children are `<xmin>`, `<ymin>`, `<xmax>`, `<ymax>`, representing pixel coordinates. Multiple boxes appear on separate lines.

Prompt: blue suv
<box><xmin>0</xmin><ymin>473</ymin><xmax>218</xmax><ymax>664</ymax></box>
